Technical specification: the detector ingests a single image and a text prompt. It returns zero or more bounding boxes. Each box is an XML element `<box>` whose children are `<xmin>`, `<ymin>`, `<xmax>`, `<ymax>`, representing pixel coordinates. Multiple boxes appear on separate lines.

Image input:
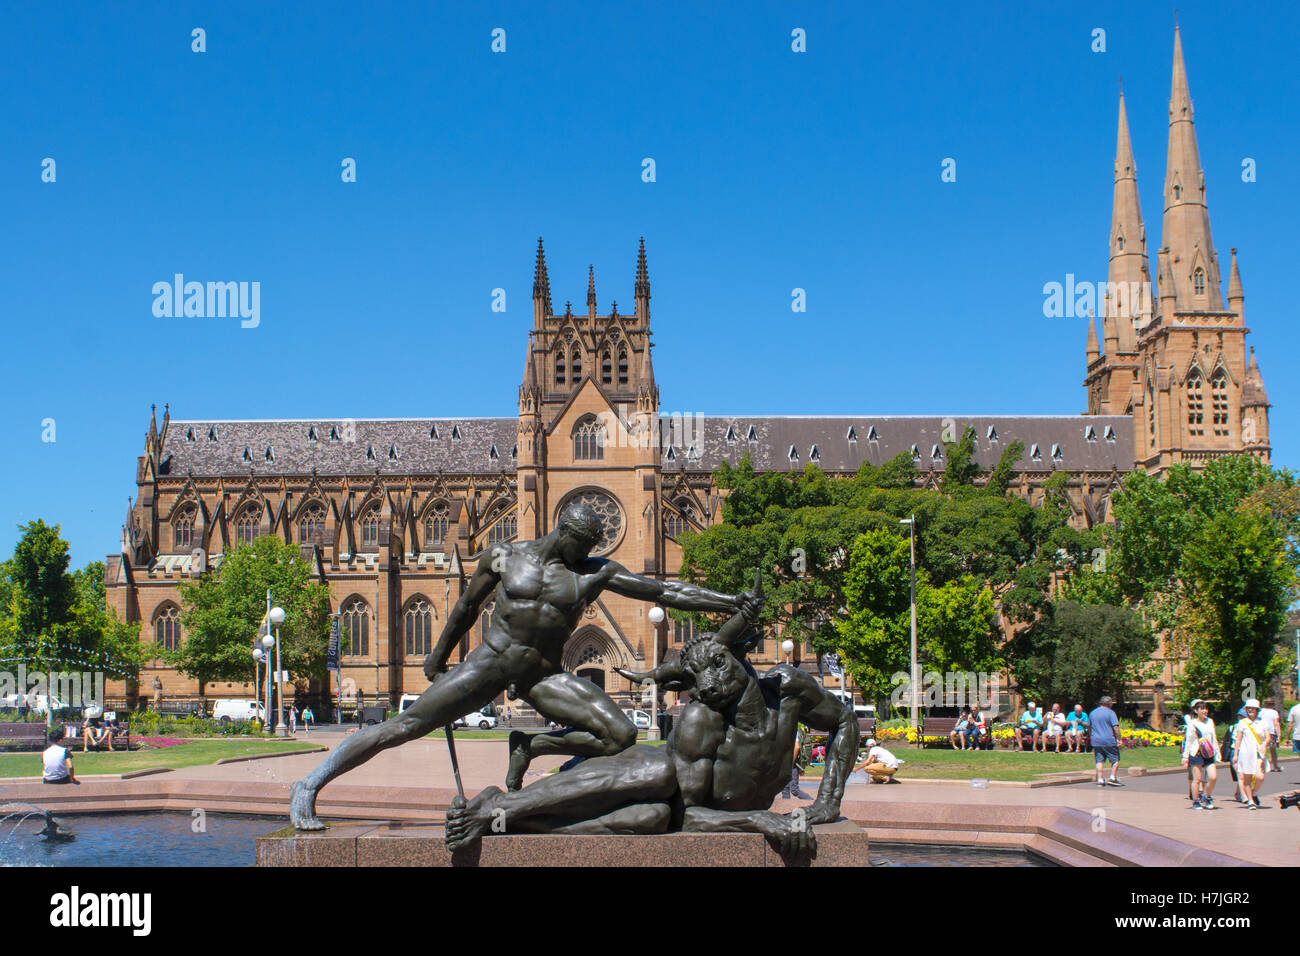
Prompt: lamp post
<box><xmin>781</xmin><ymin>638</ymin><xmax>795</xmax><ymax>664</ymax></box>
<box><xmin>252</xmin><ymin>646</ymin><xmax>265</xmax><ymax>727</ymax></box>
<box><xmin>647</xmin><ymin>606</ymin><xmax>665</xmax><ymax>740</ymax></box>
<box><xmin>260</xmin><ymin>634</ymin><xmax>275</xmax><ymax>735</ymax></box>
<box><xmin>269</xmin><ymin>606</ymin><xmax>287</xmax><ymax>737</ymax></box>
<box><xmin>899</xmin><ymin>515</ymin><xmax>918</xmax><ymax>736</ymax></box>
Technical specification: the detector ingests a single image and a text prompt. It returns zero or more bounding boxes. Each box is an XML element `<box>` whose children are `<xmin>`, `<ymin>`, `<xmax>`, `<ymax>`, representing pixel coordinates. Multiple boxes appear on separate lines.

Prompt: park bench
<box><xmin>0</xmin><ymin>722</ymin><xmax>47</xmax><ymax>752</ymax></box>
<box><xmin>1014</xmin><ymin>724</ymin><xmax>1089</xmax><ymax>752</ymax></box>
<box><xmin>857</xmin><ymin>716</ymin><xmax>877</xmax><ymax>739</ymax></box>
<box><xmin>67</xmin><ymin>716</ymin><xmax>132</xmax><ymax>752</ymax></box>
<box><xmin>920</xmin><ymin>717</ymin><xmax>995</xmax><ymax>750</ymax></box>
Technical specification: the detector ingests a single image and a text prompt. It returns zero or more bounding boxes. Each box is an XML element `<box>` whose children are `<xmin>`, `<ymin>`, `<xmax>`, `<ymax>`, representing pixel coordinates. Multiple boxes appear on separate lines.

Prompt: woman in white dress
<box><xmin>1232</xmin><ymin>699</ymin><xmax>1267</xmax><ymax>810</ymax></box>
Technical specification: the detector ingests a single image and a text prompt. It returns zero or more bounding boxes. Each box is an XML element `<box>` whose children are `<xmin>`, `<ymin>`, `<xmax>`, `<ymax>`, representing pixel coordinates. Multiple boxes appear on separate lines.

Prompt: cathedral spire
<box><xmin>1227</xmin><ymin>247</ymin><xmax>1244</xmax><ymax>316</ymax></box>
<box><xmin>1108</xmin><ymin>88</ymin><xmax>1151</xmax><ymax>349</ymax></box>
<box><xmin>1161</xmin><ymin>25</ymin><xmax>1222</xmax><ymax>311</ymax></box>
<box><xmin>1086</xmin><ymin>310</ymin><xmax>1099</xmax><ymax>364</ymax></box>
<box><xmin>532</xmin><ymin>236</ymin><xmax>553</xmax><ymax>325</ymax></box>
<box><xmin>587</xmin><ymin>264</ymin><xmax>597</xmax><ymax>317</ymax></box>
<box><xmin>634</xmin><ymin>237</ymin><xmax>650</xmax><ymax>324</ymax></box>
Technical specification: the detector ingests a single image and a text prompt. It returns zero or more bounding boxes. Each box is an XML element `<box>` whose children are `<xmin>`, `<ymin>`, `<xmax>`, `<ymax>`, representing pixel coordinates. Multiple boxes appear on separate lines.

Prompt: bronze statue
<box><xmin>290</xmin><ymin>501</ymin><xmax>757</xmax><ymax>830</ymax></box>
<box><xmin>443</xmin><ymin>579</ymin><xmax>859</xmax><ymax>861</ymax></box>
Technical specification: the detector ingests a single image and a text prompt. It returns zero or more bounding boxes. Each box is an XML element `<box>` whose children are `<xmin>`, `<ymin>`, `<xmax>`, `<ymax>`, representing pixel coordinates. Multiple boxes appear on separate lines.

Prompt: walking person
<box><xmin>1089</xmin><ymin>696</ymin><xmax>1124</xmax><ymax>787</ymax></box>
<box><xmin>1233</xmin><ymin>699</ymin><xmax>1268</xmax><ymax>809</ymax></box>
<box><xmin>1287</xmin><ymin>698</ymin><xmax>1300</xmax><ymax>758</ymax></box>
<box><xmin>1181</xmin><ymin>699</ymin><xmax>1220</xmax><ymax>810</ymax></box>
<box><xmin>1258</xmin><ymin>697</ymin><xmax>1282</xmax><ymax>772</ymax></box>
<box><xmin>302</xmin><ymin>706</ymin><xmax>314</xmax><ymax>735</ymax></box>
<box><xmin>1222</xmin><ymin>708</ymin><xmax>1244</xmax><ymax>802</ymax></box>
<box><xmin>780</xmin><ymin>724</ymin><xmax>812</xmax><ymax>800</ymax></box>
<box><xmin>289</xmin><ymin>706</ymin><xmax>298</xmax><ymax>735</ymax></box>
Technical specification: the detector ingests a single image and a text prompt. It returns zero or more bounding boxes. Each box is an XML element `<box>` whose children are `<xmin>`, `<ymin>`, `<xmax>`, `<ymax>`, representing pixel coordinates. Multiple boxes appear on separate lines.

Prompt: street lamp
<box><xmin>260</xmin><ymin>634</ymin><xmax>275</xmax><ymax>735</ymax></box>
<box><xmin>269</xmin><ymin>606</ymin><xmax>287</xmax><ymax>737</ymax></box>
<box><xmin>252</xmin><ymin>646</ymin><xmax>265</xmax><ymax>727</ymax></box>
<box><xmin>647</xmin><ymin>606</ymin><xmax>665</xmax><ymax>740</ymax></box>
<box><xmin>899</xmin><ymin>516</ymin><xmax>918</xmax><ymax>736</ymax></box>
<box><xmin>781</xmin><ymin>638</ymin><xmax>795</xmax><ymax>664</ymax></box>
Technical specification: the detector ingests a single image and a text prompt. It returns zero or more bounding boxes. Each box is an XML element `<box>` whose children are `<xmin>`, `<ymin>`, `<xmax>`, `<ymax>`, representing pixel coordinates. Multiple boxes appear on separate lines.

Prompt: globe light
<box><xmin>261</xmin><ymin>635</ymin><xmax>275</xmax><ymax>650</ymax></box>
<box><xmin>269</xmin><ymin>606</ymin><xmax>286</xmax><ymax>625</ymax></box>
<box><xmin>252</xmin><ymin>647</ymin><xmax>264</xmax><ymax>661</ymax></box>
<box><xmin>781</xmin><ymin>639</ymin><xmax>795</xmax><ymax>655</ymax></box>
<box><xmin>648</xmin><ymin>606</ymin><xmax>665</xmax><ymax>624</ymax></box>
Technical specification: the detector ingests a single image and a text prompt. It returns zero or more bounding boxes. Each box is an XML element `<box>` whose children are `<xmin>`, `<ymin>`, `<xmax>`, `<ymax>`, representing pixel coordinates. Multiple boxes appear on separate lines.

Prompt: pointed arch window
<box><xmin>1193</xmin><ymin>267</ymin><xmax>1206</xmax><ymax>296</ymax></box>
<box><xmin>665</xmin><ymin>498</ymin><xmax>696</xmax><ymax>539</ymax></box>
<box><xmin>298</xmin><ymin>502</ymin><xmax>327</xmax><ymax>544</ymax></box>
<box><xmin>154</xmin><ymin>603</ymin><xmax>182</xmax><ymax>653</ymax></box>
<box><xmin>572</xmin><ymin>414</ymin><xmax>605</xmax><ymax>461</ymax></box>
<box><xmin>173</xmin><ymin>504</ymin><xmax>197</xmax><ymax>551</ymax></box>
<box><xmin>424</xmin><ymin>501</ymin><xmax>449</xmax><ymax>546</ymax></box>
<box><xmin>1187</xmin><ymin>372</ymin><xmax>1205</xmax><ymax>436</ymax></box>
<box><xmin>340</xmin><ymin>598</ymin><xmax>370</xmax><ymax>658</ymax></box>
<box><xmin>487</xmin><ymin>511</ymin><xmax>517</xmax><ymax>545</ymax></box>
<box><xmin>360</xmin><ymin>506</ymin><xmax>380</xmax><ymax>547</ymax></box>
<box><xmin>403</xmin><ymin>597</ymin><xmax>434</xmax><ymax>657</ymax></box>
<box><xmin>236</xmin><ymin>504</ymin><xmax>262</xmax><ymax>545</ymax></box>
<box><xmin>1211</xmin><ymin>370</ymin><xmax>1230</xmax><ymax>436</ymax></box>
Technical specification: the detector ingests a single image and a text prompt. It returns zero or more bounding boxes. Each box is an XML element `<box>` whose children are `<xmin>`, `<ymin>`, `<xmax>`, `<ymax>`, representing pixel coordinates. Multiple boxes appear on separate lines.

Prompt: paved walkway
<box><xmin>145</xmin><ymin>734</ymin><xmax>1300</xmax><ymax>866</ymax></box>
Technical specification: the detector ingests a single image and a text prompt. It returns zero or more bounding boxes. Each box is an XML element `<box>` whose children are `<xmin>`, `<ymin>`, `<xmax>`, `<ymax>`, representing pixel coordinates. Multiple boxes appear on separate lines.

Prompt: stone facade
<box><xmin>103</xmin><ymin>28</ymin><xmax>1271</xmax><ymax>711</ymax></box>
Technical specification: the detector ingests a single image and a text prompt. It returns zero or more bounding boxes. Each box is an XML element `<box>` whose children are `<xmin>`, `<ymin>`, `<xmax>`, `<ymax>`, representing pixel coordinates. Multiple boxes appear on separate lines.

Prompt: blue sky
<box><xmin>3</xmin><ymin>1</ymin><xmax>1297</xmax><ymax>567</ymax></box>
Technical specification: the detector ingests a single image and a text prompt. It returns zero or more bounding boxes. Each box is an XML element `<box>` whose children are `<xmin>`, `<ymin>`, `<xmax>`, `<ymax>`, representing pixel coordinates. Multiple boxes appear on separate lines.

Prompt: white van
<box><xmin>213</xmin><ymin>699</ymin><xmax>266</xmax><ymax>724</ymax></box>
<box><xmin>0</xmin><ymin>693</ymin><xmax>69</xmax><ymax>714</ymax></box>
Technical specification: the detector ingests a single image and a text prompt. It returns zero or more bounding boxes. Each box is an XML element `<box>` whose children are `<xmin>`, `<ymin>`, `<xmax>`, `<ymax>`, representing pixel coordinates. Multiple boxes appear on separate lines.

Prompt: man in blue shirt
<box><xmin>1018</xmin><ymin>701</ymin><xmax>1042</xmax><ymax>752</ymax></box>
<box><xmin>1089</xmin><ymin>696</ymin><xmax>1123</xmax><ymax>786</ymax></box>
<box><xmin>1064</xmin><ymin>704</ymin><xmax>1089</xmax><ymax>753</ymax></box>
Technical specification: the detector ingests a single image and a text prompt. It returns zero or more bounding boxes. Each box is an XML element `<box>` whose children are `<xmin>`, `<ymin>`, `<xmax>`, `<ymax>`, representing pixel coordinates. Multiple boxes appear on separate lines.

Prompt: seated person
<box><xmin>854</xmin><ymin>738</ymin><xmax>900</xmax><ymax>783</ymax></box>
<box><xmin>443</xmin><ymin>580</ymin><xmax>859</xmax><ymax>861</ymax></box>
<box><xmin>82</xmin><ymin>713</ymin><xmax>114</xmax><ymax>752</ymax></box>
<box><xmin>1018</xmin><ymin>702</ymin><xmax>1043</xmax><ymax>751</ymax></box>
<box><xmin>42</xmin><ymin>725</ymin><xmax>80</xmax><ymax>785</ymax></box>
<box><xmin>950</xmin><ymin>708</ymin><xmax>972</xmax><ymax>750</ymax></box>
<box><xmin>1043</xmin><ymin>704</ymin><xmax>1068</xmax><ymax>753</ymax></box>
<box><xmin>1064</xmin><ymin>704</ymin><xmax>1089</xmax><ymax>752</ymax></box>
<box><xmin>965</xmin><ymin>707</ymin><xmax>985</xmax><ymax>749</ymax></box>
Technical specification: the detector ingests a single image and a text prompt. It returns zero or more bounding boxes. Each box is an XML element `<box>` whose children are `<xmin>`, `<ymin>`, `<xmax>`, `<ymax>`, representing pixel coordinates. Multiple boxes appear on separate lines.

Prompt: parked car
<box><xmin>213</xmin><ymin>699</ymin><xmax>266</xmax><ymax>724</ymax></box>
<box><xmin>0</xmin><ymin>693</ymin><xmax>70</xmax><ymax>714</ymax></box>
<box><xmin>453</xmin><ymin>706</ymin><xmax>498</xmax><ymax>730</ymax></box>
<box><xmin>622</xmin><ymin>709</ymin><xmax>652</xmax><ymax>730</ymax></box>
<box><xmin>398</xmin><ymin>694</ymin><xmax>421</xmax><ymax>714</ymax></box>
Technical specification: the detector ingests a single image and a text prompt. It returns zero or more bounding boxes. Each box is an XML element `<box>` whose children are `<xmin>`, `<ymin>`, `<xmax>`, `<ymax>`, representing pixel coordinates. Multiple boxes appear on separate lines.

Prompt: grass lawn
<box><xmin>806</xmin><ymin>745</ymin><xmax>1187</xmax><ymax>782</ymax></box>
<box><xmin>0</xmin><ymin>739</ymin><xmax>312</xmax><ymax>778</ymax></box>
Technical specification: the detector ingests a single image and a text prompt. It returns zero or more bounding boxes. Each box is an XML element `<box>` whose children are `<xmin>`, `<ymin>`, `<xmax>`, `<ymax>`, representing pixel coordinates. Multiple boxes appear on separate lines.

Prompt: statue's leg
<box><xmin>504</xmin><ymin>671</ymin><xmax>637</xmax><ymax>791</ymax></box>
<box><xmin>446</xmin><ymin>745</ymin><xmax>674</xmax><ymax>849</ymax></box>
<box><xmin>290</xmin><ymin>658</ymin><xmax>497</xmax><ymax>830</ymax></box>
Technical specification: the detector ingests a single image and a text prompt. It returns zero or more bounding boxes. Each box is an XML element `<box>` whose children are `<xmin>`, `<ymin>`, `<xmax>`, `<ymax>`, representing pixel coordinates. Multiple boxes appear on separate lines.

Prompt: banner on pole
<box><xmin>327</xmin><ymin>613</ymin><xmax>340</xmax><ymax>672</ymax></box>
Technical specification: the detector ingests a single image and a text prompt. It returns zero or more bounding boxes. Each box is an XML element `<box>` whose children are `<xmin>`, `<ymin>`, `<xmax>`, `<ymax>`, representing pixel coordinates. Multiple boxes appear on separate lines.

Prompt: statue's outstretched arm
<box><xmin>424</xmin><ymin>551</ymin><xmax>500</xmax><ymax>678</ymax></box>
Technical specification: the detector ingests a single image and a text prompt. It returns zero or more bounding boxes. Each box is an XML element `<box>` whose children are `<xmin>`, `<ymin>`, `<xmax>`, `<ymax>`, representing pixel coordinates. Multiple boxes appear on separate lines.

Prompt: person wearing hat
<box><xmin>853</xmin><ymin>737</ymin><xmax>900</xmax><ymax>784</ymax></box>
<box><xmin>1232</xmin><ymin>699</ymin><xmax>1268</xmax><ymax>809</ymax></box>
<box><xmin>1181</xmin><ymin>699</ymin><xmax>1220</xmax><ymax>810</ymax></box>
<box><xmin>1088</xmin><ymin>695</ymin><xmax>1123</xmax><ymax>787</ymax></box>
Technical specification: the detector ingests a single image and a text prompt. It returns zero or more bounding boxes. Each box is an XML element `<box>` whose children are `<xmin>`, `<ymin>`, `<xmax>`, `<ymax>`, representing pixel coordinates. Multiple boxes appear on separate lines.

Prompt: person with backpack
<box><xmin>1181</xmin><ymin>699</ymin><xmax>1221</xmax><ymax>810</ymax></box>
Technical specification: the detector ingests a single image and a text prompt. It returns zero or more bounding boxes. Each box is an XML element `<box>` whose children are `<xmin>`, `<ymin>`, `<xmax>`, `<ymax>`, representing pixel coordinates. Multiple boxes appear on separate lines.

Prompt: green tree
<box><xmin>173</xmin><ymin>536</ymin><xmax>332</xmax><ymax>702</ymax></box>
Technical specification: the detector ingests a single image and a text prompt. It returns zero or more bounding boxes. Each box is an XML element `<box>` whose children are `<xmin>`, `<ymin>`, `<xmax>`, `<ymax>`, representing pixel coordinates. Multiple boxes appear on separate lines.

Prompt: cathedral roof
<box><xmin>661</xmin><ymin>415</ymin><xmax>1135</xmax><ymax>475</ymax></box>
<box><xmin>160</xmin><ymin>418</ymin><xmax>519</xmax><ymax>476</ymax></box>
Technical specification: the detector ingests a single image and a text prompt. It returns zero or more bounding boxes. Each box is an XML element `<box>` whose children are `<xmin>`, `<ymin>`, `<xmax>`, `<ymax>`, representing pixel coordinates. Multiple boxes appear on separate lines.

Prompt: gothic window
<box><xmin>341</xmin><ymin>598</ymin><xmax>370</xmax><ymax>658</ymax></box>
<box><xmin>673</xmin><ymin>616</ymin><xmax>695</xmax><ymax>646</ymax></box>
<box><xmin>424</xmin><ymin>501</ymin><xmax>449</xmax><ymax>545</ymax></box>
<box><xmin>1193</xmin><ymin>267</ymin><xmax>1206</xmax><ymax>296</ymax></box>
<box><xmin>665</xmin><ymin>498</ymin><xmax>695</xmax><ymax>538</ymax></box>
<box><xmin>1174</xmin><ymin>183</ymin><xmax>1182</xmax><ymax>200</ymax></box>
<box><xmin>236</xmin><ymin>505</ymin><xmax>261</xmax><ymax>545</ymax></box>
<box><xmin>154</xmin><ymin>604</ymin><xmax>182</xmax><ymax>653</ymax></box>
<box><xmin>571</xmin><ymin>347</ymin><xmax>582</xmax><ymax>380</ymax></box>
<box><xmin>403</xmin><ymin>597</ymin><xmax>434</xmax><ymax>657</ymax></box>
<box><xmin>1117</xmin><ymin>235</ymin><xmax>1125</xmax><ymax>251</ymax></box>
<box><xmin>1187</xmin><ymin>372</ymin><xmax>1205</xmax><ymax>436</ymax></box>
<box><xmin>555</xmin><ymin>353</ymin><xmax>566</xmax><ymax>386</ymax></box>
<box><xmin>360</xmin><ymin>506</ymin><xmax>380</xmax><ymax>547</ymax></box>
<box><xmin>298</xmin><ymin>502</ymin><xmax>327</xmax><ymax>544</ymax></box>
<box><xmin>573</xmin><ymin>415</ymin><xmax>605</xmax><ymax>461</ymax></box>
<box><xmin>601</xmin><ymin>349</ymin><xmax>612</xmax><ymax>384</ymax></box>
<box><xmin>173</xmin><ymin>504</ymin><xmax>196</xmax><ymax>550</ymax></box>
<box><xmin>1211</xmin><ymin>370</ymin><xmax>1230</xmax><ymax>436</ymax></box>
<box><xmin>618</xmin><ymin>347</ymin><xmax>628</xmax><ymax>385</ymax></box>
<box><xmin>487</xmin><ymin>511</ymin><xmax>517</xmax><ymax>545</ymax></box>
<box><xmin>578</xmin><ymin>645</ymin><xmax>602</xmax><ymax>666</ymax></box>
